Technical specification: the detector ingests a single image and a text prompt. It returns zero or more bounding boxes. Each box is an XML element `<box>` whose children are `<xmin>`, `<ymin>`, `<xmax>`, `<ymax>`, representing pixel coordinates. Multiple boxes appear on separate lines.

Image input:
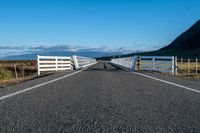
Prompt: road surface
<box><xmin>0</xmin><ymin>62</ymin><xmax>200</xmax><ymax>132</ymax></box>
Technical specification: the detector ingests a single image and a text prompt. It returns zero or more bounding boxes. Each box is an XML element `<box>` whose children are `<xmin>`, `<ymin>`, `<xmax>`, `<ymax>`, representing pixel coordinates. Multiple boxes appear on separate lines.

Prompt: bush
<box><xmin>0</xmin><ymin>68</ymin><xmax>12</xmax><ymax>80</ymax></box>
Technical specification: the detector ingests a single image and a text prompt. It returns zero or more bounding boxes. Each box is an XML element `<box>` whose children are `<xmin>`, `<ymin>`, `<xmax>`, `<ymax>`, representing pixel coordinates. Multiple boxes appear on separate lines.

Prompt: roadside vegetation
<box><xmin>0</xmin><ymin>60</ymin><xmax>37</xmax><ymax>86</ymax></box>
<box><xmin>0</xmin><ymin>68</ymin><xmax>12</xmax><ymax>80</ymax></box>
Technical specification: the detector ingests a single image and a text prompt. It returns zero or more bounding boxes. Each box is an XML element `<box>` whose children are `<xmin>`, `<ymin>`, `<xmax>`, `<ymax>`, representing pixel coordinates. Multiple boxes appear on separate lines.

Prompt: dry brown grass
<box><xmin>177</xmin><ymin>62</ymin><xmax>200</xmax><ymax>75</ymax></box>
<box><xmin>0</xmin><ymin>78</ymin><xmax>25</xmax><ymax>85</ymax></box>
<box><xmin>0</xmin><ymin>60</ymin><xmax>37</xmax><ymax>84</ymax></box>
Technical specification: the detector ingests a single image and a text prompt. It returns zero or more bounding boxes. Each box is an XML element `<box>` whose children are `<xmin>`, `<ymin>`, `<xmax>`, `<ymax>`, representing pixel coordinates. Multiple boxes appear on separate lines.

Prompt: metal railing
<box><xmin>37</xmin><ymin>55</ymin><xmax>73</xmax><ymax>75</ymax></box>
<box><xmin>111</xmin><ymin>57</ymin><xmax>137</xmax><ymax>70</ymax></box>
<box><xmin>72</xmin><ymin>55</ymin><xmax>97</xmax><ymax>70</ymax></box>
<box><xmin>139</xmin><ymin>56</ymin><xmax>176</xmax><ymax>74</ymax></box>
<box><xmin>111</xmin><ymin>56</ymin><xmax>176</xmax><ymax>74</ymax></box>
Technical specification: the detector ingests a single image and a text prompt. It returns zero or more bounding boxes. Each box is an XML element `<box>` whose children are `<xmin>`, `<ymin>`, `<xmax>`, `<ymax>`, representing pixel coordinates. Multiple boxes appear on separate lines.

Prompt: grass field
<box><xmin>0</xmin><ymin>60</ymin><xmax>37</xmax><ymax>85</ymax></box>
<box><xmin>177</xmin><ymin>61</ymin><xmax>200</xmax><ymax>75</ymax></box>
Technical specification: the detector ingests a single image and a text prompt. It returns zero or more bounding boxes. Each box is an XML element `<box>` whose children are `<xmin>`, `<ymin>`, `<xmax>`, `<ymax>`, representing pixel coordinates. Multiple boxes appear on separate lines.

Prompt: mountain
<box><xmin>2</xmin><ymin>51</ymin><xmax>109</xmax><ymax>60</ymax></box>
<box><xmin>141</xmin><ymin>19</ymin><xmax>200</xmax><ymax>58</ymax></box>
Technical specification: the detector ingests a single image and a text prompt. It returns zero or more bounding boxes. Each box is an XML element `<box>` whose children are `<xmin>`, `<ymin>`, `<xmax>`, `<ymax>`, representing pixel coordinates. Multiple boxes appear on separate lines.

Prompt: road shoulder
<box><xmin>0</xmin><ymin>71</ymin><xmax>75</xmax><ymax>98</ymax></box>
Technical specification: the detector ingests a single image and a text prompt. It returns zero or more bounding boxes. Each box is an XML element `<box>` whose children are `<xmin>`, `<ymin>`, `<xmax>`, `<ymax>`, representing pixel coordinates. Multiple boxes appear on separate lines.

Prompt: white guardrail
<box><xmin>37</xmin><ymin>55</ymin><xmax>97</xmax><ymax>75</ymax></box>
<box><xmin>111</xmin><ymin>56</ymin><xmax>176</xmax><ymax>74</ymax></box>
<box><xmin>111</xmin><ymin>56</ymin><xmax>137</xmax><ymax>70</ymax></box>
<box><xmin>72</xmin><ymin>55</ymin><xmax>97</xmax><ymax>70</ymax></box>
<box><xmin>37</xmin><ymin>55</ymin><xmax>73</xmax><ymax>75</ymax></box>
<box><xmin>140</xmin><ymin>56</ymin><xmax>175</xmax><ymax>74</ymax></box>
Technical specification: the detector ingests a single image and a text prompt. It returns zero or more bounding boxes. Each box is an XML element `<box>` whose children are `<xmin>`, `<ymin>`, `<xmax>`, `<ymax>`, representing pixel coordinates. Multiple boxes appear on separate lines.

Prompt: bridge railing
<box><xmin>72</xmin><ymin>55</ymin><xmax>97</xmax><ymax>70</ymax></box>
<box><xmin>37</xmin><ymin>55</ymin><xmax>73</xmax><ymax>75</ymax></box>
<box><xmin>111</xmin><ymin>57</ymin><xmax>136</xmax><ymax>70</ymax></box>
<box><xmin>139</xmin><ymin>56</ymin><xmax>176</xmax><ymax>74</ymax></box>
<box><xmin>111</xmin><ymin>56</ymin><xmax>176</xmax><ymax>75</ymax></box>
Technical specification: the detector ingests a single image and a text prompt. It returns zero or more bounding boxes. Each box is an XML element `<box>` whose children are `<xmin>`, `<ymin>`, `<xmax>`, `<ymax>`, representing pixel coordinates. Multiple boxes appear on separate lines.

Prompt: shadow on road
<box><xmin>84</xmin><ymin>62</ymin><xmax>123</xmax><ymax>72</ymax></box>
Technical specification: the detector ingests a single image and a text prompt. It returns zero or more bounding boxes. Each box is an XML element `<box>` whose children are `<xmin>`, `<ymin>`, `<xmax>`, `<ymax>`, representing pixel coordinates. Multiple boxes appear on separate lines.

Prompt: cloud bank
<box><xmin>0</xmin><ymin>44</ymin><xmax>141</xmax><ymax>59</ymax></box>
<box><xmin>0</xmin><ymin>43</ymin><xmax>157</xmax><ymax>59</ymax></box>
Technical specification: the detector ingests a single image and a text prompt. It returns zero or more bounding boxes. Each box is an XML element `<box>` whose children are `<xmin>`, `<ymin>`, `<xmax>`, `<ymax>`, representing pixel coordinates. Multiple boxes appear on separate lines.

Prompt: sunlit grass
<box><xmin>177</xmin><ymin>62</ymin><xmax>200</xmax><ymax>74</ymax></box>
<box><xmin>0</xmin><ymin>68</ymin><xmax>12</xmax><ymax>80</ymax></box>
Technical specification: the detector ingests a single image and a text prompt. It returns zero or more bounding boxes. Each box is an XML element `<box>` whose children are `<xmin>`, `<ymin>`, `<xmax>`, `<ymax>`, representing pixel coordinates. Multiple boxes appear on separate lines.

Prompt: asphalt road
<box><xmin>0</xmin><ymin>62</ymin><xmax>200</xmax><ymax>133</ymax></box>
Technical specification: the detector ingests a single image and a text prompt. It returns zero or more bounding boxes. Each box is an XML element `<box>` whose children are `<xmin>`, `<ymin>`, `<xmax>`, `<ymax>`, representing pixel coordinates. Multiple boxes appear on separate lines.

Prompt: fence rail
<box><xmin>73</xmin><ymin>56</ymin><xmax>97</xmax><ymax>70</ymax></box>
<box><xmin>37</xmin><ymin>55</ymin><xmax>73</xmax><ymax>75</ymax></box>
<box><xmin>111</xmin><ymin>57</ymin><xmax>136</xmax><ymax>70</ymax></box>
<box><xmin>111</xmin><ymin>56</ymin><xmax>176</xmax><ymax>74</ymax></box>
<box><xmin>140</xmin><ymin>56</ymin><xmax>175</xmax><ymax>74</ymax></box>
<box><xmin>37</xmin><ymin>55</ymin><xmax>97</xmax><ymax>75</ymax></box>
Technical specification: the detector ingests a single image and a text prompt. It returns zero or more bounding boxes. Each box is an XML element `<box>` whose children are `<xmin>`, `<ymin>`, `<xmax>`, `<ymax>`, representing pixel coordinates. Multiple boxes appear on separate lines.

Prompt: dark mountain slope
<box><xmin>160</xmin><ymin>19</ymin><xmax>200</xmax><ymax>51</ymax></box>
<box><xmin>141</xmin><ymin>20</ymin><xmax>200</xmax><ymax>58</ymax></box>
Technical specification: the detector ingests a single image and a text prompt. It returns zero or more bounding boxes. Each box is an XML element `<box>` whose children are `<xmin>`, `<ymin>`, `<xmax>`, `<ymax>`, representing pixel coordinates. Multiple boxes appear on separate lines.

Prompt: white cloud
<box><xmin>0</xmin><ymin>44</ymin><xmax>151</xmax><ymax>59</ymax></box>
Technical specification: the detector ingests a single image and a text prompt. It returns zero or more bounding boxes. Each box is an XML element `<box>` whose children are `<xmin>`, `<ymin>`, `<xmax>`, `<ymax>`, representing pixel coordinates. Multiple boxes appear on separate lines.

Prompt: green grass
<box><xmin>0</xmin><ymin>68</ymin><xmax>12</xmax><ymax>80</ymax></box>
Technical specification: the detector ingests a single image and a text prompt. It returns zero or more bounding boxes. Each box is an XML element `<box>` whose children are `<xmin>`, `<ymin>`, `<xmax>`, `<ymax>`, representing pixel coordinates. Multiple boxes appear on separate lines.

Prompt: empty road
<box><xmin>0</xmin><ymin>62</ymin><xmax>200</xmax><ymax>132</ymax></box>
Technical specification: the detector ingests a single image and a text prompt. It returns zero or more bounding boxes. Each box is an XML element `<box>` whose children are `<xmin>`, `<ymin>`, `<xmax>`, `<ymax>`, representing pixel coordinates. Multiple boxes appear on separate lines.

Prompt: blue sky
<box><xmin>0</xmin><ymin>0</ymin><xmax>200</xmax><ymax>58</ymax></box>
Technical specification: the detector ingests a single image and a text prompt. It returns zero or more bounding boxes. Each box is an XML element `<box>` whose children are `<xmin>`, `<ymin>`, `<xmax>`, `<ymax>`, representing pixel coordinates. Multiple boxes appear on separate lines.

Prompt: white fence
<box><xmin>139</xmin><ymin>56</ymin><xmax>175</xmax><ymax>74</ymax></box>
<box><xmin>73</xmin><ymin>55</ymin><xmax>97</xmax><ymax>70</ymax></box>
<box><xmin>37</xmin><ymin>55</ymin><xmax>97</xmax><ymax>75</ymax></box>
<box><xmin>37</xmin><ymin>55</ymin><xmax>73</xmax><ymax>75</ymax></box>
<box><xmin>111</xmin><ymin>56</ymin><xmax>176</xmax><ymax>74</ymax></box>
<box><xmin>111</xmin><ymin>56</ymin><xmax>137</xmax><ymax>70</ymax></box>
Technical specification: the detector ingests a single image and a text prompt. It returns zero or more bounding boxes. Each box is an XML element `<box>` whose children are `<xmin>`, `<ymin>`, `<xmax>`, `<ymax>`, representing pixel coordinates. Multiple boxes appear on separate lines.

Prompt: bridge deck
<box><xmin>0</xmin><ymin>62</ymin><xmax>200</xmax><ymax>132</ymax></box>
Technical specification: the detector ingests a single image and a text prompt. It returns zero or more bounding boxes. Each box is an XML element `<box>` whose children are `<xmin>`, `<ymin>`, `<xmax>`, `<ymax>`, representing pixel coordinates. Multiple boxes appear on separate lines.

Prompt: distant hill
<box><xmin>2</xmin><ymin>51</ymin><xmax>108</xmax><ymax>60</ymax></box>
<box><xmin>140</xmin><ymin>19</ymin><xmax>200</xmax><ymax>58</ymax></box>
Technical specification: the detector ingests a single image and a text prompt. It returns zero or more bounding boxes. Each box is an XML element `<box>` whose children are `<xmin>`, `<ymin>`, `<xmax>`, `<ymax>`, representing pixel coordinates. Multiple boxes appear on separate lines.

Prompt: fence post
<box><xmin>171</xmin><ymin>56</ymin><xmax>175</xmax><ymax>75</ymax></box>
<box><xmin>138</xmin><ymin>56</ymin><xmax>141</xmax><ymax>71</ymax></box>
<box><xmin>55</xmin><ymin>57</ymin><xmax>58</xmax><ymax>71</ymax></box>
<box><xmin>196</xmin><ymin>58</ymin><xmax>198</xmax><ymax>75</ymax></box>
<box><xmin>37</xmin><ymin>55</ymin><xmax>40</xmax><ymax>76</ymax></box>
<box><xmin>72</xmin><ymin>55</ymin><xmax>79</xmax><ymax>70</ymax></box>
<box><xmin>130</xmin><ymin>56</ymin><xmax>137</xmax><ymax>71</ymax></box>
<box><xmin>152</xmin><ymin>57</ymin><xmax>155</xmax><ymax>70</ymax></box>
<box><xmin>14</xmin><ymin>63</ymin><xmax>18</xmax><ymax>79</ymax></box>
<box><xmin>174</xmin><ymin>57</ymin><xmax>178</xmax><ymax>75</ymax></box>
<box><xmin>188</xmin><ymin>58</ymin><xmax>190</xmax><ymax>75</ymax></box>
<box><xmin>70</xmin><ymin>58</ymin><xmax>73</xmax><ymax>70</ymax></box>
